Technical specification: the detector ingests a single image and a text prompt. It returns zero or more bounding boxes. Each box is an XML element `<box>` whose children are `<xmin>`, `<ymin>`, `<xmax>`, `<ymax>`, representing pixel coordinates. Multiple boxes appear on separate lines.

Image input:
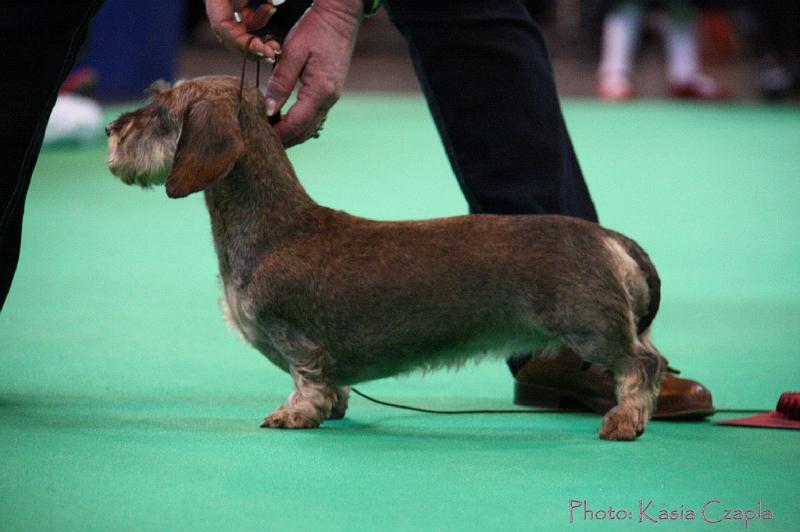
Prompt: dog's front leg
<box><xmin>261</xmin><ymin>349</ymin><xmax>343</xmax><ymax>429</ymax></box>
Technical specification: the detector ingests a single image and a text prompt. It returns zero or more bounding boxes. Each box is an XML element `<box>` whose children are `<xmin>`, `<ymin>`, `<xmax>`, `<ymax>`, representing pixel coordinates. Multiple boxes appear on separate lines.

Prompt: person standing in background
<box><xmin>596</xmin><ymin>0</ymin><xmax>729</xmax><ymax>100</ymax></box>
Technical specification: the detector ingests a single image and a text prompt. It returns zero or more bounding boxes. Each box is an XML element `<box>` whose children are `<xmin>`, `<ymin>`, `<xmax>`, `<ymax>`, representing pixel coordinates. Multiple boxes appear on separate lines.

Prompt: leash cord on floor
<box><xmin>350</xmin><ymin>387</ymin><xmax>568</xmax><ymax>414</ymax></box>
<box><xmin>350</xmin><ymin>388</ymin><xmax>768</xmax><ymax>416</ymax></box>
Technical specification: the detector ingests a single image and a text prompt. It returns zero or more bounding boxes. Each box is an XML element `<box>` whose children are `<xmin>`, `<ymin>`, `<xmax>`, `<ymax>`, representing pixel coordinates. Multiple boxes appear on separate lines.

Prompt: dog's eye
<box><xmin>139</xmin><ymin>103</ymin><xmax>174</xmax><ymax>136</ymax></box>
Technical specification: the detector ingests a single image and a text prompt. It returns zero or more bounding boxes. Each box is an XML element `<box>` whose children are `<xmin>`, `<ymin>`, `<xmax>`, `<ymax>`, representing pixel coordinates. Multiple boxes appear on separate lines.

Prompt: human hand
<box><xmin>204</xmin><ymin>0</ymin><xmax>282</xmax><ymax>61</ymax></box>
<box><xmin>265</xmin><ymin>0</ymin><xmax>363</xmax><ymax>147</ymax></box>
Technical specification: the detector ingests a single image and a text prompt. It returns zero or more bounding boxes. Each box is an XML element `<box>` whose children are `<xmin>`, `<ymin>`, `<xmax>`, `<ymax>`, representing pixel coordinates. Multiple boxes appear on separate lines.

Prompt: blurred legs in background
<box><xmin>597</xmin><ymin>0</ymin><xmax>729</xmax><ymax>101</ymax></box>
<box><xmin>597</xmin><ymin>1</ymin><xmax>642</xmax><ymax>99</ymax></box>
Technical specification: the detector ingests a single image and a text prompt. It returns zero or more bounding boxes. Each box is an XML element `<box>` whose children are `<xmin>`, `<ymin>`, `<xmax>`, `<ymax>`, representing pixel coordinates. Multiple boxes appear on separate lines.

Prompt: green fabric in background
<box><xmin>1</xmin><ymin>96</ymin><xmax>799</xmax><ymax>531</ymax></box>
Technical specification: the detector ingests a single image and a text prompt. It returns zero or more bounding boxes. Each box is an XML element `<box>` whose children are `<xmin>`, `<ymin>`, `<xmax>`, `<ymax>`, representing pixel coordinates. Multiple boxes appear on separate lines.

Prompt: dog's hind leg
<box><xmin>261</xmin><ymin>348</ymin><xmax>340</xmax><ymax>429</ymax></box>
<box><xmin>564</xmin><ymin>319</ymin><xmax>665</xmax><ymax>441</ymax></box>
<box><xmin>599</xmin><ymin>338</ymin><xmax>666</xmax><ymax>441</ymax></box>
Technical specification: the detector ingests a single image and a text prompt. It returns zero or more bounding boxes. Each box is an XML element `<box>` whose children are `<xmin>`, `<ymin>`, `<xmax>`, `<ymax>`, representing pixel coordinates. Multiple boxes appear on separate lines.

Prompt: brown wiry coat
<box><xmin>107</xmin><ymin>76</ymin><xmax>665</xmax><ymax>440</ymax></box>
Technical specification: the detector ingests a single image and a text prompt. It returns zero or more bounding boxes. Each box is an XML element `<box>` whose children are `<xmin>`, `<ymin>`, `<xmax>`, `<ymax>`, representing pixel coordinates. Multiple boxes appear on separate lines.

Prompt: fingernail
<box><xmin>271</xmin><ymin>0</ymin><xmax>285</xmax><ymax>6</ymax></box>
<box><xmin>267</xmin><ymin>98</ymin><xmax>277</xmax><ymax>116</ymax></box>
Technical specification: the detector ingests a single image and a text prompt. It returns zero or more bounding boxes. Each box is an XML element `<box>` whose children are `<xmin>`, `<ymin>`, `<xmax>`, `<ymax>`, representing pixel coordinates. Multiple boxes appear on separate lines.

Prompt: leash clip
<box><xmin>237</xmin><ymin>42</ymin><xmax>281</xmax><ymax>126</ymax></box>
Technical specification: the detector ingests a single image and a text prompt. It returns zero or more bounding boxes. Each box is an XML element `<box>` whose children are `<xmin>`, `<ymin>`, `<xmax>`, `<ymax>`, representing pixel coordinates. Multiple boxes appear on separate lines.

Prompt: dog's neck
<box><xmin>203</xmin><ymin>113</ymin><xmax>323</xmax><ymax>285</ymax></box>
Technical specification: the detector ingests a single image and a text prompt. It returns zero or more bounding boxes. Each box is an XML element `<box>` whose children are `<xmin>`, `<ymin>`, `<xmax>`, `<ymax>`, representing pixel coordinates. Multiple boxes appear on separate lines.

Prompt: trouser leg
<box><xmin>384</xmin><ymin>0</ymin><xmax>598</xmax><ymax>221</ymax></box>
<box><xmin>0</xmin><ymin>0</ymin><xmax>103</xmax><ymax>310</ymax></box>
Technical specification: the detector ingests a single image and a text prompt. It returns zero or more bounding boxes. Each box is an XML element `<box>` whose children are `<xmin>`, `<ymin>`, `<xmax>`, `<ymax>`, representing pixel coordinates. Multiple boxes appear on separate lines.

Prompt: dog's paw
<box><xmin>261</xmin><ymin>407</ymin><xmax>321</xmax><ymax>429</ymax></box>
<box><xmin>327</xmin><ymin>387</ymin><xmax>350</xmax><ymax>420</ymax></box>
<box><xmin>327</xmin><ymin>405</ymin><xmax>347</xmax><ymax>420</ymax></box>
<box><xmin>599</xmin><ymin>406</ymin><xmax>645</xmax><ymax>441</ymax></box>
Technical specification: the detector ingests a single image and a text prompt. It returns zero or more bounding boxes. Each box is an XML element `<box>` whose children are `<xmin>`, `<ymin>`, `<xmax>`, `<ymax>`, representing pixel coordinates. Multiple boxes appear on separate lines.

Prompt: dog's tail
<box><xmin>615</xmin><ymin>233</ymin><xmax>661</xmax><ymax>336</ymax></box>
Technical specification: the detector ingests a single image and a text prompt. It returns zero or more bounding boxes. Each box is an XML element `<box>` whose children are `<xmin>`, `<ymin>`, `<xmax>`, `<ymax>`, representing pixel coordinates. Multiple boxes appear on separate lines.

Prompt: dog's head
<box><xmin>106</xmin><ymin>76</ymin><xmax>251</xmax><ymax>198</ymax></box>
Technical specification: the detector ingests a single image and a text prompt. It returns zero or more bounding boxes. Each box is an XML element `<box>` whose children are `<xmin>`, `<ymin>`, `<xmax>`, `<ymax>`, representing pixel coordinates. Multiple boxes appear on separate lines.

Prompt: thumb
<box><xmin>265</xmin><ymin>46</ymin><xmax>306</xmax><ymax>117</ymax></box>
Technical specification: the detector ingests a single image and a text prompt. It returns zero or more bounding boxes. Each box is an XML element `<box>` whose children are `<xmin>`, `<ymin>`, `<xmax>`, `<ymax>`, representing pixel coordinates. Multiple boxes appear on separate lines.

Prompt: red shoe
<box><xmin>669</xmin><ymin>74</ymin><xmax>731</xmax><ymax>101</ymax></box>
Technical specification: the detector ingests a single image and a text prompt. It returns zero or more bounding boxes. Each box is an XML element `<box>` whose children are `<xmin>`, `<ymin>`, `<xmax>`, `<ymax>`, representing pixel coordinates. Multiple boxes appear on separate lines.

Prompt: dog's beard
<box><xmin>112</xmin><ymin>164</ymin><xmax>171</xmax><ymax>188</ymax></box>
<box><xmin>107</xmin><ymin>134</ymin><xmax>175</xmax><ymax>188</ymax></box>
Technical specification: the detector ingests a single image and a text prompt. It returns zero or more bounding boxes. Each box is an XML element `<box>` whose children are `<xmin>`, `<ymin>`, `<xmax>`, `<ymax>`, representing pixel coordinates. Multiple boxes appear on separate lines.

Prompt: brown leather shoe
<box><xmin>508</xmin><ymin>350</ymin><xmax>715</xmax><ymax>420</ymax></box>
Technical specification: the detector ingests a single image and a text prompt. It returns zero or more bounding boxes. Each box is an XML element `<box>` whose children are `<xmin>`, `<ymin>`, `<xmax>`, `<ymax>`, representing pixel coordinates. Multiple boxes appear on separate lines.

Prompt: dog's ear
<box><xmin>166</xmin><ymin>100</ymin><xmax>245</xmax><ymax>198</ymax></box>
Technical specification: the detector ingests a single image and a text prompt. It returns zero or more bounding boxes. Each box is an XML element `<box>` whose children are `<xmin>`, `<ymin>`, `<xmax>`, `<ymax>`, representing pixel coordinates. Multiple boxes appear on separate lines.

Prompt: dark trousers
<box><xmin>384</xmin><ymin>0</ymin><xmax>598</xmax><ymax>220</ymax></box>
<box><xmin>0</xmin><ymin>1</ymin><xmax>103</xmax><ymax>310</ymax></box>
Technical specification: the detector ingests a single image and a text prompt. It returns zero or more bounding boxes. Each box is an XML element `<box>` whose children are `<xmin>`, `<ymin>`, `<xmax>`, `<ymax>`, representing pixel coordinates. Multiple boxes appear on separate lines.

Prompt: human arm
<box><xmin>265</xmin><ymin>0</ymin><xmax>364</xmax><ymax>147</ymax></box>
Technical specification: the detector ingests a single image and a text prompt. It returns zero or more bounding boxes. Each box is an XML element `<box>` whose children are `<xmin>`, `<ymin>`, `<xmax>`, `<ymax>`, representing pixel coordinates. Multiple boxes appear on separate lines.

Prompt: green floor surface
<box><xmin>2</xmin><ymin>95</ymin><xmax>799</xmax><ymax>531</ymax></box>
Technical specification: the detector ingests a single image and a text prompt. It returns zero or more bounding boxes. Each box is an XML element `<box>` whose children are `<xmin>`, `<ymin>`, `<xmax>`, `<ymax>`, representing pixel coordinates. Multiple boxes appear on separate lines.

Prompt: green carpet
<box><xmin>2</xmin><ymin>95</ymin><xmax>798</xmax><ymax>531</ymax></box>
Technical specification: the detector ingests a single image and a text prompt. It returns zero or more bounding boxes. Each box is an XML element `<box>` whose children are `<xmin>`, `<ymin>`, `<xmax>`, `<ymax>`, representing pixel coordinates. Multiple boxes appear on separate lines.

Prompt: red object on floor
<box><xmin>716</xmin><ymin>392</ymin><xmax>800</xmax><ymax>430</ymax></box>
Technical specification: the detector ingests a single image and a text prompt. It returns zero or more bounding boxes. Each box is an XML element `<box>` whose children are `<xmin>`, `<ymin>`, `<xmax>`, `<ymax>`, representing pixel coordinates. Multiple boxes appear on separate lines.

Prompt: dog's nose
<box><xmin>105</xmin><ymin>123</ymin><xmax>113</xmax><ymax>137</ymax></box>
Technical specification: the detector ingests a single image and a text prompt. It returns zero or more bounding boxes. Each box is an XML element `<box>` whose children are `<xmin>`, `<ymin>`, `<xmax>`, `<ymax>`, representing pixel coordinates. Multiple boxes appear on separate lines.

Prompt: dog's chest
<box><xmin>220</xmin><ymin>283</ymin><xmax>258</xmax><ymax>340</ymax></box>
<box><xmin>220</xmin><ymin>282</ymin><xmax>287</xmax><ymax>370</ymax></box>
